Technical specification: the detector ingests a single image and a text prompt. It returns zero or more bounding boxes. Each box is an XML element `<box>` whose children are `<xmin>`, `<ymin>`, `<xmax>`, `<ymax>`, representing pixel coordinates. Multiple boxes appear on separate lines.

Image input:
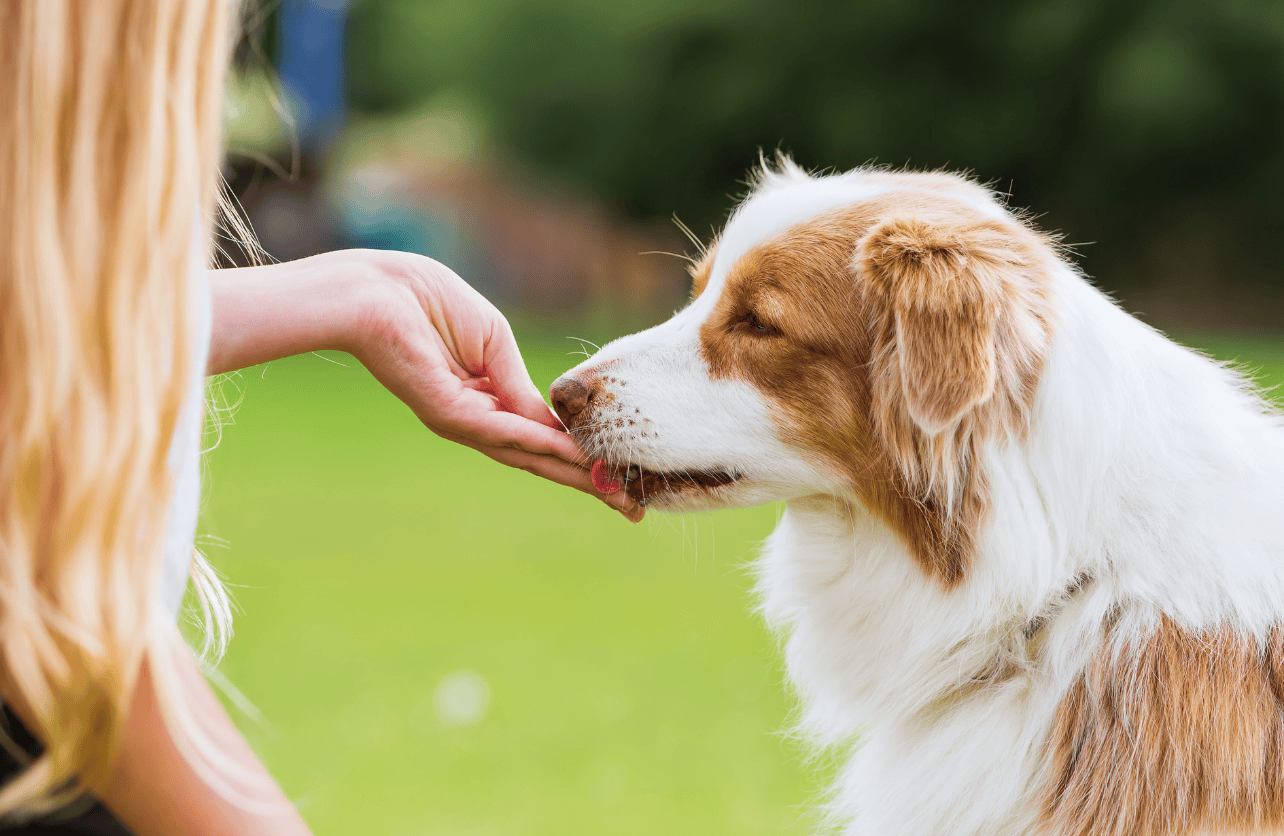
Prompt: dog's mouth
<box><xmin>590</xmin><ymin>459</ymin><xmax>739</xmax><ymax>505</ymax></box>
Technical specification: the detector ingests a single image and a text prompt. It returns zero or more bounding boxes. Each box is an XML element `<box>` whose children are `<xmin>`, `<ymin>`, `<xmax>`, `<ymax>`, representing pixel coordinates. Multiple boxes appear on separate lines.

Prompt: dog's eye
<box><xmin>744</xmin><ymin>311</ymin><xmax>777</xmax><ymax>336</ymax></box>
<box><xmin>731</xmin><ymin>309</ymin><xmax>779</xmax><ymax>337</ymax></box>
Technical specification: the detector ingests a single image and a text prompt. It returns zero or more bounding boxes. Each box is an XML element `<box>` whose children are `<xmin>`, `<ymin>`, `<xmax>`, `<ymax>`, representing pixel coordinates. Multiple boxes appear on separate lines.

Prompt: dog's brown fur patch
<box><xmin>699</xmin><ymin>180</ymin><xmax>1055</xmax><ymax>586</ymax></box>
<box><xmin>1043</xmin><ymin>617</ymin><xmax>1284</xmax><ymax>836</ymax></box>
<box><xmin>689</xmin><ymin>242</ymin><xmax>718</xmax><ymax>300</ymax></box>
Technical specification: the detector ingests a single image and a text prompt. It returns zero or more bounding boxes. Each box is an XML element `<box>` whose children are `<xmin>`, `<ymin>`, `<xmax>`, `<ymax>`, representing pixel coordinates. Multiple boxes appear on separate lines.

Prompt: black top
<box><xmin>0</xmin><ymin>706</ymin><xmax>132</xmax><ymax>834</ymax></box>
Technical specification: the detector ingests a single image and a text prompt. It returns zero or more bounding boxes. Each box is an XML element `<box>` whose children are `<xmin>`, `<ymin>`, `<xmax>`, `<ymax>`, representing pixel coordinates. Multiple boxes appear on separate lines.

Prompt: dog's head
<box><xmin>552</xmin><ymin>160</ymin><xmax>1057</xmax><ymax>586</ymax></box>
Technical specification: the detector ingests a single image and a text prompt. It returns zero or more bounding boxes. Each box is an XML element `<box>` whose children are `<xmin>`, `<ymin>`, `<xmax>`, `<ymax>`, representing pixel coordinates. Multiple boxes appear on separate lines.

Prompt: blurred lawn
<box><xmin>198</xmin><ymin>332</ymin><xmax>1284</xmax><ymax>836</ymax></box>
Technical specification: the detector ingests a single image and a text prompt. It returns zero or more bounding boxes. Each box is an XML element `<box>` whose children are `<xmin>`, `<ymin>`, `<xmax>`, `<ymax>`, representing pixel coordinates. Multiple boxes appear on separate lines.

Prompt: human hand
<box><xmin>346</xmin><ymin>250</ymin><xmax>645</xmax><ymax>521</ymax></box>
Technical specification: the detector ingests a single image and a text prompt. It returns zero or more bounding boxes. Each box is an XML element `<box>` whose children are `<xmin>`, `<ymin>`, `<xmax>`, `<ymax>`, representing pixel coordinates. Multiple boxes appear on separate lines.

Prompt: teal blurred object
<box><xmin>196</xmin><ymin>335</ymin><xmax>1283</xmax><ymax>835</ymax></box>
<box><xmin>335</xmin><ymin>194</ymin><xmax>448</xmax><ymax>258</ymax></box>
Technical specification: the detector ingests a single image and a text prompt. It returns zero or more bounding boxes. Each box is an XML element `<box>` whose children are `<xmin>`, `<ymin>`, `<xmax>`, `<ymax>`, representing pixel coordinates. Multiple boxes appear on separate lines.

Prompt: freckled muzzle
<box><xmin>549</xmin><ymin>372</ymin><xmax>739</xmax><ymax>504</ymax></box>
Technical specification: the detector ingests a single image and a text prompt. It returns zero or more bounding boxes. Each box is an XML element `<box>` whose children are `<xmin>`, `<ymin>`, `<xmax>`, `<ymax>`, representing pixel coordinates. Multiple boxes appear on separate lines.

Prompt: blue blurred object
<box><xmin>276</xmin><ymin>0</ymin><xmax>348</xmax><ymax>150</ymax></box>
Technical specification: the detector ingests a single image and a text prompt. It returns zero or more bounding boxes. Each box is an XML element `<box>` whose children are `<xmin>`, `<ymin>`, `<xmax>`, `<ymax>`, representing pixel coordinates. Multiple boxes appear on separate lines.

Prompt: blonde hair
<box><xmin>0</xmin><ymin>0</ymin><xmax>238</xmax><ymax>816</ymax></box>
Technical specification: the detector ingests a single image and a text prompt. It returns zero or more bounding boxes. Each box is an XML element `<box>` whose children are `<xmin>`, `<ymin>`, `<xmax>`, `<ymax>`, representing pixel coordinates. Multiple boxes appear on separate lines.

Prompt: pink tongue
<box><xmin>591</xmin><ymin>459</ymin><xmax>622</xmax><ymax>494</ymax></box>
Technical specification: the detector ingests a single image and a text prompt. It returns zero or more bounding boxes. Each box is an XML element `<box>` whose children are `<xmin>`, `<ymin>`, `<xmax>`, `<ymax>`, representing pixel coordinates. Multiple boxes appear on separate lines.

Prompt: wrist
<box><xmin>302</xmin><ymin>250</ymin><xmax>392</xmax><ymax>357</ymax></box>
<box><xmin>320</xmin><ymin>249</ymin><xmax>427</xmax><ymax>368</ymax></box>
<box><xmin>207</xmin><ymin>250</ymin><xmax>394</xmax><ymax>375</ymax></box>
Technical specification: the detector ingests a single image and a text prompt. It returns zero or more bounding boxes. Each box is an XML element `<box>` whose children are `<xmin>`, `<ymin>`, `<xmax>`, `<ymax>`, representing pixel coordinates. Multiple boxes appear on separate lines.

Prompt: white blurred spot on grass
<box><xmin>433</xmin><ymin>670</ymin><xmax>491</xmax><ymax>727</ymax></box>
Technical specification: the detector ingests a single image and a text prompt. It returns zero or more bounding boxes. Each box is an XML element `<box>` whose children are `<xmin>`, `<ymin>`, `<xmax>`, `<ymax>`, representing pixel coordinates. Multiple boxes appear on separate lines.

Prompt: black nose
<box><xmin>550</xmin><ymin>375</ymin><xmax>595</xmax><ymax>428</ymax></box>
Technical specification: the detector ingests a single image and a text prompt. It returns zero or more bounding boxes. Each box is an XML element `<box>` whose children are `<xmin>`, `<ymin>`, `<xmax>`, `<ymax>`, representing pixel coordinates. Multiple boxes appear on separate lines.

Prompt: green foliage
<box><xmin>346</xmin><ymin>0</ymin><xmax>1284</xmax><ymax>291</ymax></box>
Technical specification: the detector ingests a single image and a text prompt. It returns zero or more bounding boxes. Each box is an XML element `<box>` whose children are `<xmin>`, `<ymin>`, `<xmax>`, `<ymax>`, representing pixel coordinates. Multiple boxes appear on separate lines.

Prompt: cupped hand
<box><xmin>350</xmin><ymin>250</ymin><xmax>644</xmax><ymax>522</ymax></box>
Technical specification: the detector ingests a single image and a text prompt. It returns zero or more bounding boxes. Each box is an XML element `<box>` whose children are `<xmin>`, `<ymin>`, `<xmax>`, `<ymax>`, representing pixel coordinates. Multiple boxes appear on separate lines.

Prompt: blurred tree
<box><xmin>345</xmin><ymin>0</ymin><xmax>1284</xmax><ymax>298</ymax></box>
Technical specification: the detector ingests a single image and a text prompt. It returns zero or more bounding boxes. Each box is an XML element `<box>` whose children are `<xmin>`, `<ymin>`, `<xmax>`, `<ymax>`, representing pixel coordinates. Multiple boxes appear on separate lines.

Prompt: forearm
<box><xmin>207</xmin><ymin>252</ymin><xmax>382</xmax><ymax>375</ymax></box>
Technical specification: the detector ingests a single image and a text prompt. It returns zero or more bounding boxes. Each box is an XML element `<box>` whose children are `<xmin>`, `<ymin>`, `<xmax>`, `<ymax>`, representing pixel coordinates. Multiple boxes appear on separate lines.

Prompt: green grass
<box><xmin>198</xmin><ymin>332</ymin><xmax>1284</xmax><ymax>836</ymax></box>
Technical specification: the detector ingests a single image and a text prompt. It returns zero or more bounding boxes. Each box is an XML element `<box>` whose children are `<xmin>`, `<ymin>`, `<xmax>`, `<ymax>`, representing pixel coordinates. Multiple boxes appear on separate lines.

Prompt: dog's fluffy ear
<box><xmin>853</xmin><ymin>209</ymin><xmax>1052</xmax><ymax>586</ymax></box>
<box><xmin>858</xmin><ymin>215</ymin><xmax>1020</xmax><ymax>435</ymax></box>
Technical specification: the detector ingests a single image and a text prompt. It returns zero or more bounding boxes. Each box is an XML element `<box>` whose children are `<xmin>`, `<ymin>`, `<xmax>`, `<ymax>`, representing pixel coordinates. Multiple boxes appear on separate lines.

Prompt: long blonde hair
<box><xmin>0</xmin><ymin>0</ymin><xmax>237</xmax><ymax>816</ymax></box>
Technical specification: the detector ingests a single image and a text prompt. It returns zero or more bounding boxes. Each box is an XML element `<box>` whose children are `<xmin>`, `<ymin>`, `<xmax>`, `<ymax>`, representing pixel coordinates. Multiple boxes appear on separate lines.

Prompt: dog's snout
<box><xmin>550</xmin><ymin>375</ymin><xmax>596</xmax><ymax>428</ymax></box>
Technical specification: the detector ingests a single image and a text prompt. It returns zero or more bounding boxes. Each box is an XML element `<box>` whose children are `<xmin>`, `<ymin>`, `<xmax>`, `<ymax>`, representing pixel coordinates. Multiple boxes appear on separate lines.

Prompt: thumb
<box><xmin>484</xmin><ymin>320</ymin><xmax>564</xmax><ymax>430</ymax></box>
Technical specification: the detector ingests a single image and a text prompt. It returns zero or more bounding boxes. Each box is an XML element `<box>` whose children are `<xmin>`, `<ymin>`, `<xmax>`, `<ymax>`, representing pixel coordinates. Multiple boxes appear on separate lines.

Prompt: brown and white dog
<box><xmin>550</xmin><ymin>158</ymin><xmax>1284</xmax><ymax>836</ymax></box>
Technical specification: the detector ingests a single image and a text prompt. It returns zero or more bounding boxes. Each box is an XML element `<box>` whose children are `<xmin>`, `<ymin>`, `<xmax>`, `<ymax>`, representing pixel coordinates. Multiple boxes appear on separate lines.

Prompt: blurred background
<box><xmin>203</xmin><ymin>0</ymin><xmax>1284</xmax><ymax>833</ymax></box>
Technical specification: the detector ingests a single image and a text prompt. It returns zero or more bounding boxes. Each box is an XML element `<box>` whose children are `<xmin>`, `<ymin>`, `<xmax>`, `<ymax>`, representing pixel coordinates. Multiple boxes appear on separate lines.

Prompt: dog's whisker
<box><xmin>565</xmin><ymin>335</ymin><xmax>603</xmax><ymax>353</ymax></box>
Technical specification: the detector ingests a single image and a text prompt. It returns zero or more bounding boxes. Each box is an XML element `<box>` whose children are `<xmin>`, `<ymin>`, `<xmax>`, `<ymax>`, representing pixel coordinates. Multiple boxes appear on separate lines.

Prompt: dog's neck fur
<box><xmin>759</xmin><ymin>263</ymin><xmax>1284</xmax><ymax>834</ymax></box>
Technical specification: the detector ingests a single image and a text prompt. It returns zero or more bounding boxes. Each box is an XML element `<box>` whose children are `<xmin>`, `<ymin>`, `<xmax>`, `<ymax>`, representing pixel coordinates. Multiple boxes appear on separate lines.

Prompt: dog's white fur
<box><xmin>554</xmin><ymin>161</ymin><xmax>1284</xmax><ymax>835</ymax></box>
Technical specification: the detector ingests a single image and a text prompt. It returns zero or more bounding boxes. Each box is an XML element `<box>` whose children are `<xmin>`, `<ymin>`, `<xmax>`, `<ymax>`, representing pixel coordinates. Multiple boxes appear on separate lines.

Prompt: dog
<box><xmin>549</xmin><ymin>158</ymin><xmax>1284</xmax><ymax>836</ymax></box>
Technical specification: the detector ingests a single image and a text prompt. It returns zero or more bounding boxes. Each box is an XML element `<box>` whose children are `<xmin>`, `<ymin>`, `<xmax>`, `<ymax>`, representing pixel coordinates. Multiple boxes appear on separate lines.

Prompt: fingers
<box><xmin>382</xmin><ymin>260</ymin><xmax>558</xmax><ymax>428</ymax></box>
<box><xmin>481</xmin><ymin>320</ymin><xmax>565</xmax><ymax>431</ymax></box>
<box><xmin>431</xmin><ymin>404</ymin><xmax>639</xmax><ymax>519</ymax></box>
<box><xmin>618</xmin><ymin>502</ymin><xmax>646</xmax><ymax>524</ymax></box>
<box><xmin>375</xmin><ymin>261</ymin><xmax>626</xmax><ymax>515</ymax></box>
<box><xmin>436</xmin><ymin>430</ymin><xmax>642</xmax><ymax>522</ymax></box>
<box><xmin>438</xmin><ymin>392</ymin><xmax>588</xmax><ymax>464</ymax></box>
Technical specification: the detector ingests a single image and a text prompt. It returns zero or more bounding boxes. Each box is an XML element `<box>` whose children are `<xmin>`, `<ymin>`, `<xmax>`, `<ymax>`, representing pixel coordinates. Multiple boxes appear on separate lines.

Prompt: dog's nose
<box><xmin>550</xmin><ymin>375</ymin><xmax>595</xmax><ymax>427</ymax></box>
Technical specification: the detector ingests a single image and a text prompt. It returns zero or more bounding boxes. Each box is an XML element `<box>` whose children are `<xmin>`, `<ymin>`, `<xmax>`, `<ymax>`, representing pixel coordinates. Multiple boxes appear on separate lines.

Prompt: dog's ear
<box><xmin>853</xmin><ymin>210</ymin><xmax>1052</xmax><ymax>586</ymax></box>
<box><xmin>858</xmin><ymin>215</ymin><xmax>1018</xmax><ymax>435</ymax></box>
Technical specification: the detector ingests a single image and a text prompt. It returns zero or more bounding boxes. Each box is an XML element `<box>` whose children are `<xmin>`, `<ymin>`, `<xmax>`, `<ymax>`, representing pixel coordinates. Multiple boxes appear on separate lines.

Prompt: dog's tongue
<box><xmin>590</xmin><ymin>459</ymin><xmax>622</xmax><ymax>494</ymax></box>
